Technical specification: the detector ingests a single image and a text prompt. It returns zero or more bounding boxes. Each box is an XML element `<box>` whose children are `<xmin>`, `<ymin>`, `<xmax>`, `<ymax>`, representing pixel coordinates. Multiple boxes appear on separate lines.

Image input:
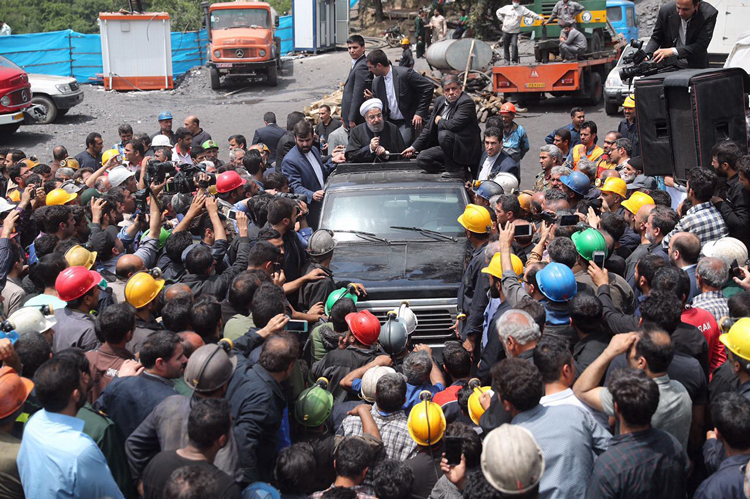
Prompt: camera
<box><xmin>618</xmin><ymin>39</ymin><xmax>675</xmax><ymax>81</ymax></box>
<box><xmin>276</xmin><ymin>192</ymin><xmax>304</xmax><ymax>201</ymax></box>
<box><xmin>146</xmin><ymin>160</ymin><xmax>177</xmax><ymax>184</ymax></box>
<box><xmin>134</xmin><ymin>188</ymin><xmax>149</xmax><ymax>212</ymax></box>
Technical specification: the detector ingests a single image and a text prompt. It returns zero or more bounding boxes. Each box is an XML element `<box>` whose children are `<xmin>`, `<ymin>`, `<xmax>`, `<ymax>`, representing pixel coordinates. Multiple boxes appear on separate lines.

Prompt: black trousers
<box><xmin>416</xmin><ymin>129</ymin><xmax>466</xmax><ymax>172</ymax></box>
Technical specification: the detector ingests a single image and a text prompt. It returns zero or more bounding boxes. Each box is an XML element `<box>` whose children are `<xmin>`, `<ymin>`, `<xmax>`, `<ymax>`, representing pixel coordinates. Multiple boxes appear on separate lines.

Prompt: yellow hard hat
<box><xmin>60</xmin><ymin>158</ymin><xmax>80</xmax><ymax>170</ymax></box>
<box><xmin>407</xmin><ymin>391</ymin><xmax>446</xmax><ymax>446</ymax></box>
<box><xmin>125</xmin><ymin>271</ymin><xmax>165</xmax><ymax>309</ymax></box>
<box><xmin>64</xmin><ymin>245</ymin><xmax>97</xmax><ymax>270</ymax></box>
<box><xmin>622</xmin><ymin>94</ymin><xmax>635</xmax><ymax>109</ymax></box>
<box><xmin>481</xmin><ymin>253</ymin><xmax>523</xmax><ymax>279</ymax></box>
<box><xmin>517</xmin><ymin>191</ymin><xmax>534</xmax><ymax>212</ymax></box>
<box><xmin>46</xmin><ymin>188</ymin><xmax>77</xmax><ymax>206</ymax></box>
<box><xmin>401</xmin><ymin>37</ymin><xmax>410</xmax><ymax>45</ymax></box>
<box><xmin>621</xmin><ymin>191</ymin><xmax>655</xmax><ymax>215</ymax></box>
<box><xmin>599</xmin><ymin>177</ymin><xmax>627</xmax><ymax>199</ymax></box>
<box><xmin>720</xmin><ymin>318</ymin><xmax>750</xmax><ymax>363</ymax></box>
<box><xmin>6</xmin><ymin>190</ymin><xmax>20</xmax><ymax>203</ymax></box>
<box><xmin>467</xmin><ymin>381</ymin><xmax>492</xmax><ymax>425</ymax></box>
<box><xmin>101</xmin><ymin>149</ymin><xmax>121</xmax><ymax>166</ymax></box>
<box><xmin>457</xmin><ymin>204</ymin><xmax>491</xmax><ymax>234</ymax></box>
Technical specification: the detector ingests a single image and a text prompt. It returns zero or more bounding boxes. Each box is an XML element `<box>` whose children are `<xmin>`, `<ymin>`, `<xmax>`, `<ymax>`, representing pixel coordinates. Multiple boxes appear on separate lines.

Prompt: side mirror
<box><xmin>275</xmin><ymin>16</ymin><xmax>280</xmax><ymax>28</ymax></box>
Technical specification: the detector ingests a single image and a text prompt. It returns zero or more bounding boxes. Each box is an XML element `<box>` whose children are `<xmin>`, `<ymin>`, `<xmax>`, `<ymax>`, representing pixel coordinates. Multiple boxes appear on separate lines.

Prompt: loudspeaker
<box><xmin>663</xmin><ymin>68</ymin><xmax>748</xmax><ymax>180</ymax></box>
<box><xmin>634</xmin><ymin>75</ymin><xmax>673</xmax><ymax>177</ymax></box>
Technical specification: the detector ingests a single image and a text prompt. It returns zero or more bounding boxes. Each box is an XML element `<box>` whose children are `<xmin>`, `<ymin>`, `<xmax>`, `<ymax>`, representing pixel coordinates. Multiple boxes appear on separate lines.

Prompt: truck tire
<box><xmin>0</xmin><ymin>124</ymin><xmax>21</xmax><ymax>135</ymax></box>
<box><xmin>589</xmin><ymin>31</ymin><xmax>603</xmax><ymax>58</ymax></box>
<box><xmin>31</xmin><ymin>95</ymin><xmax>57</xmax><ymax>124</ymax></box>
<box><xmin>605</xmin><ymin>100</ymin><xmax>619</xmax><ymax>115</ymax></box>
<box><xmin>210</xmin><ymin>67</ymin><xmax>221</xmax><ymax>90</ymax></box>
<box><xmin>587</xmin><ymin>72</ymin><xmax>603</xmax><ymax>105</ymax></box>
<box><xmin>267</xmin><ymin>64</ymin><xmax>278</xmax><ymax>86</ymax></box>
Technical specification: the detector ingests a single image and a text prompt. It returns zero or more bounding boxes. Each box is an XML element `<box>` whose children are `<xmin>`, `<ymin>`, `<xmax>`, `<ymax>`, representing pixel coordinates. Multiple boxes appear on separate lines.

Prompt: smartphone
<box><xmin>731</xmin><ymin>259</ymin><xmax>743</xmax><ymax>279</ymax></box>
<box><xmin>559</xmin><ymin>214</ymin><xmax>579</xmax><ymax>226</ymax></box>
<box><xmin>592</xmin><ymin>250</ymin><xmax>606</xmax><ymax>269</ymax></box>
<box><xmin>273</xmin><ymin>262</ymin><xmax>282</xmax><ymax>274</ymax></box>
<box><xmin>227</xmin><ymin>210</ymin><xmax>238</xmax><ymax>220</ymax></box>
<box><xmin>284</xmin><ymin>319</ymin><xmax>309</xmax><ymax>333</ymax></box>
<box><xmin>513</xmin><ymin>224</ymin><xmax>533</xmax><ymax>238</ymax></box>
<box><xmin>444</xmin><ymin>436</ymin><xmax>463</xmax><ymax>465</ymax></box>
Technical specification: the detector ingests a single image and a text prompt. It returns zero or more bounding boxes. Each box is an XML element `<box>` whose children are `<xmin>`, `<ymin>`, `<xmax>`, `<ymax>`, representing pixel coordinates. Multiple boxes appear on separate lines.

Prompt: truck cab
<box><xmin>201</xmin><ymin>1</ymin><xmax>282</xmax><ymax>89</ymax></box>
<box><xmin>606</xmin><ymin>0</ymin><xmax>638</xmax><ymax>43</ymax></box>
<box><xmin>0</xmin><ymin>56</ymin><xmax>36</xmax><ymax>135</ymax></box>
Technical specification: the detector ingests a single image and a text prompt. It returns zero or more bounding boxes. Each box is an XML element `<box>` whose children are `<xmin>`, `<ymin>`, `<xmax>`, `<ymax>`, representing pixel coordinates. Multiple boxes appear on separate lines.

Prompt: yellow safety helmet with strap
<box><xmin>46</xmin><ymin>188</ymin><xmax>77</xmax><ymax>206</ymax></box>
<box><xmin>125</xmin><ymin>269</ymin><xmax>165</xmax><ymax>309</ymax></box>
<box><xmin>457</xmin><ymin>204</ymin><xmax>491</xmax><ymax>234</ymax></box>
<box><xmin>621</xmin><ymin>191</ymin><xmax>654</xmax><ymax>215</ymax></box>
<box><xmin>622</xmin><ymin>94</ymin><xmax>636</xmax><ymax>108</ymax></box>
<box><xmin>467</xmin><ymin>379</ymin><xmax>492</xmax><ymax>425</ymax></box>
<box><xmin>407</xmin><ymin>391</ymin><xmax>446</xmax><ymax>446</ymax></box>
<box><xmin>481</xmin><ymin>253</ymin><xmax>523</xmax><ymax>279</ymax></box>
<box><xmin>64</xmin><ymin>245</ymin><xmax>97</xmax><ymax>270</ymax></box>
<box><xmin>101</xmin><ymin>149</ymin><xmax>121</xmax><ymax>166</ymax></box>
<box><xmin>720</xmin><ymin>317</ymin><xmax>750</xmax><ymax>364</ymax></box>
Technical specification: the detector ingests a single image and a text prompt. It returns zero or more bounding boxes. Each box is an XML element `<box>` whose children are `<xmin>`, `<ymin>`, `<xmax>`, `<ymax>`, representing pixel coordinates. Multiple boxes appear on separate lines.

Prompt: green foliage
<box><xmin>0</xmin><ymin>0</ymin><xmax>291</xmax><ymax>34</ymax></box>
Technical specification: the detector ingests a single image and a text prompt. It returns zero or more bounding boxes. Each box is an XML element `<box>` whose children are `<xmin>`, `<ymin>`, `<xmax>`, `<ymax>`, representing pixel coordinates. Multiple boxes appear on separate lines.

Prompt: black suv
<box><xmin>319</xmin><ymin>162</ymin><xmax>470</xmax><ymax>347</ymax></box>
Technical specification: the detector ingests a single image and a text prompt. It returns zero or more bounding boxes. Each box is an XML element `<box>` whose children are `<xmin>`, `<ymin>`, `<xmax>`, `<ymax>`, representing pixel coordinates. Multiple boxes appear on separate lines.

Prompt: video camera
<box><xmin>146</xmin><ymin>160</ymin><xmax>177</xmax><ymax>185</ymax></box>
<box><xmin>275</xmin><ymin>192</ymin><xmax>305</xmax><ymax>201</ymax></box>
<box><xmin>618</xmin><ymin>39</ymin><xmax>675</xmax><ymax>81</ymax></box>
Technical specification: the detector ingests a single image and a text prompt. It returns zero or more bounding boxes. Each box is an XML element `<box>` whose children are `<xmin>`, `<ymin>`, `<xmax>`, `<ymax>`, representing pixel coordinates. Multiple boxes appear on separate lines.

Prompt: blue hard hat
<box><xmin>472</xmin><ymin>180</ymin><xmax>504</xmax><ymax>201</ymax></box>
<box><xmin>242</xmin><ymin>482</ymin><xmax>280</xmax><ymax>499</ymax></box>
<box><xmin>536</xmin><ymin>262</ymin><xmax>578</xmax><ymax>302</ymax></box>
<box><xmin>158</xmin><ymin>111</ymin><xmax>173</xmax><ymax>121</ymax></box>
<box><xmin>560</xmin><ymin>171</ymin><xmax>591</xmax><ymax>196</ymax></box>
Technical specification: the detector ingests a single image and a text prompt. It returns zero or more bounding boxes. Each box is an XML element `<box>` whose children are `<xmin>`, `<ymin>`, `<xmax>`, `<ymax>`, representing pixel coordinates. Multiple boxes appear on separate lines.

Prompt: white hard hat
<box><xmin>490</xmin><ymin>172</ymin><xmax>519</xmax><ymax>193</ymax></box>
<box><xmin>9</xmin><ymin>307</ymin><xmax>56</xmax><ymax>335</ymax></box>
<box><xmin>701</xmin><ymin>237</ymin><xmax>748</xmax><ymax>269</ymax></box>
<box><xmin>151</xmin><ymin>135</ymin><xmax>173</xmax><ymax>148</ymax></box>
<box><xmin>395</xmin><ymin>302</ymin><xmax>418</xmax><ymax>335</ymax></box>
<box><xmin>108</xmin><ymin>166</ymin><xmax>135</xmax><ymax>189</ymax></box>
<box><xmin>0</xmin><ymin>197</ymin><xmax>17</xmax><ymax>214</ymax></box>
<box><xmin>360</xmin><ymin>365</ymin><xmax>396</xmax><ymax>403</ymax></box>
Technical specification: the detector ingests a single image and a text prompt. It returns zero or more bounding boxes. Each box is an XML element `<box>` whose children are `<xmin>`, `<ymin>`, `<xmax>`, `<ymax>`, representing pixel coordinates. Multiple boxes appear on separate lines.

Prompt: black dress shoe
<box><xmin>440</xmin><ymin>171</ymin><xmax>465</xmax><ymax>179</ymax></box>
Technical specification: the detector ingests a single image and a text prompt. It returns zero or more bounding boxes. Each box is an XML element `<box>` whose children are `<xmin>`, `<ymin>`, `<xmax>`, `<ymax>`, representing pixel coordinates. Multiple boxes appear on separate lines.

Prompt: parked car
<box><xmin>28</xmin><ymin>73</ymin><xmax>84</xmax><ymax>124</ymax></box>
<box><xmin>0</xmin><ymin>55</ymin><xmax>34</xmax><ymax>134</ymax></box>
<box><xmin>604</xmin><ymin>39</ymin><xmax>643</xmax><ymax>115</ymax></box>
<box><xmin>319</xmin><ymin>162</ymin><xmax>469</xmax><ymax>348</ymax></box>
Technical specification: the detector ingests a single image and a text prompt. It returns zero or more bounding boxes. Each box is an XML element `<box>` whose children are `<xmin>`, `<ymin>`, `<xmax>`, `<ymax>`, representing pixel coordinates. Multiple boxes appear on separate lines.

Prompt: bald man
<box><xmin>668</xmin><ymin>232</ymin><xmax>701</xmax><ymax>302</ymax></box>
<box><xmin>165</xmin><ymin>283</ymin><xmax>193</xmax><ymax>302</ymax></box>
<box><xmin>178</xmin><ymin>331</ymin><xmax>205</xmax><ymax>357</ymax></box>
<box><xmin>184</xmin><ymin>115</ymin><xmax>211</xmax><ymax>152</ymax></box>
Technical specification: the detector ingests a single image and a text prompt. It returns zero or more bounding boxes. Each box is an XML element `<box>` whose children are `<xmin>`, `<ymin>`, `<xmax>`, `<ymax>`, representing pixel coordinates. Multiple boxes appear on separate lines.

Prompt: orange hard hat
<box><xmin>0</xmin><ymin>367</ymin><xmax>33</xmax><ymax>419</ymax></box>
<box><xmin>216</xmin><ymin>170</ymin><xmax>247</xmax><ymax>194</ymax></box>
<box><xmin>345</xmin><ymin>310</ymin><xmax>382</xmax><ymax>346</ymax></box>
<box><xmin>500</xmin><ymin>102</ymin><xmax>516</xmax><ymax>114</ymax></box>
<box><xmin>55</xmin><ymin>266</ymin><xmax>101</xmax><ymax>302</ymax></box>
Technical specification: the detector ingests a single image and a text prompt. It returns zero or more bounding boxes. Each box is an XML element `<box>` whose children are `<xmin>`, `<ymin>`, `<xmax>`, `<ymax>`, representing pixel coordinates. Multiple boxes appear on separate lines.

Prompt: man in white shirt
<box><xmin>475</xmin><ymin>127</ymin><xmax>518</xmax><ymax>181</ymax></box>
<box><xmin>172</xmin><ymin>127</ymin><xmax>193</xmax><ymax>165</ymax></box>
<box><xmin>496</xmin><ymin>1</ymin><xmax>543</xmax><ymax>64</ymax></box>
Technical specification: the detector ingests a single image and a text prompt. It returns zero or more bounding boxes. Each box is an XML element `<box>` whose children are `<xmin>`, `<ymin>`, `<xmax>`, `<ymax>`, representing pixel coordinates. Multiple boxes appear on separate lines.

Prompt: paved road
<box><xmin>1</xmin><ymin>44</ymin><xmax>625</xmax><ymax>190</ymax></box>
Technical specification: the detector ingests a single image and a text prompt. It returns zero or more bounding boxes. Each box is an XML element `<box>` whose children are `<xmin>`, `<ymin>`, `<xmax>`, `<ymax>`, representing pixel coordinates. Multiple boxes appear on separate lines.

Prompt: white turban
<box><xmin>359</xmin><ymin>98</ymin><xmax>383</xmax><ymax>117</ymax></box>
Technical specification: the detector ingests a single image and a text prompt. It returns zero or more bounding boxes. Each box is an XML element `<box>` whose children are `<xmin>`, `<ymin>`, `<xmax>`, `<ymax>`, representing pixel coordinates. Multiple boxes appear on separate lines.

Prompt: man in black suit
<box><xmin>645</xmin><ymin>0</ymin><xmax>718</xmax><ymax>69</ymax></box>
<box><xmin>403</xmin><ymin>75</ymin><xmax>482</xmax><ymax>179</ymax></box>
<box><xmin>345</xmin><ymin>98</ymin><xmax>405</xmax><ymax>163</ymax></box>
<box><xmin>341</xmin><ymin>35</ymin><xmax>373</xmax><ymax>131</ymax></box>
<box><xmin>252</xmin><ymin>112</ymin><xmax>287</xmax><ymax>163</ymax></box>
<box><xmin>275</xmin><ymin>111</ymin><xmax>306</xmax><ymax>170</ymax></box>
<box><xmin>365</xmin><ymin>49</ymin><xmax>433</xmax><ymax>147</ymax></box>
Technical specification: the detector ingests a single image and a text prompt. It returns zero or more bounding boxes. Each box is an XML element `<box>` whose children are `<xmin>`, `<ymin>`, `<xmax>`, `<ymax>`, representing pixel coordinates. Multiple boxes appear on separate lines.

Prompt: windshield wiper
<box><xmin>332</xmin><ymin>229</ymin><xmax>390</xmax><ymax>244</ymax></box>
<box><xmin>390</xmin><ymin>226</ymin><xmax>457</xmax><ymax>242</ymax></box>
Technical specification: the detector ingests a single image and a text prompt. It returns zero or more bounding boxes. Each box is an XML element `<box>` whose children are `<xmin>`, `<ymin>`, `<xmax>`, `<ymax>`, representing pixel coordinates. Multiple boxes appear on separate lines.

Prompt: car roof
<box><xmin>327</xmin><ymin>162</ymin><xmax>466</xmax><ymax>190</ymax></box>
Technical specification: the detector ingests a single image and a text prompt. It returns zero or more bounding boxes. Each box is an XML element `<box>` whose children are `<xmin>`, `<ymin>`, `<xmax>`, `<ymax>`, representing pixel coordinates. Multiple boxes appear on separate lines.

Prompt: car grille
<box><xmin>69</xmin><ymin>81</ymin><xmax>79</xmax><ymax>91</ymax></box>
<box><xmin>223</xmin><ymin>48</ymin><xmax>257</xmax><ymax>58</ymax></box>
<box><xmin>9</xmin><ymin>88</ymin><xmax>30</xmax><ymax>106</ymax></box>
<box><xmin>370</xmin><ymin>308</ymin><xmax>457</xmax><ymax>344</ymax></box>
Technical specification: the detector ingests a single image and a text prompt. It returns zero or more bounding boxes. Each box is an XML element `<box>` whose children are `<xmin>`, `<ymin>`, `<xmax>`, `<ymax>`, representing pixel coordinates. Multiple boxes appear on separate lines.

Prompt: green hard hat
<box><xmin>141</xmin><ymin>227</ymin><xmax>171</xmax><ymax>250</ymax></box>
<box><xmin>294</xmin><ymin>378</ymin><xmax>333</xmax><ymax>427</ymax></box>
<box><xmin>325</xmin><ymin>287</ymin><xmax>358</xmax><ymax>315</ymax></box>
<box><xmin>571</xmin><ymin>228</ymin><xmax>608</xmax><ymax>262</ymax></box>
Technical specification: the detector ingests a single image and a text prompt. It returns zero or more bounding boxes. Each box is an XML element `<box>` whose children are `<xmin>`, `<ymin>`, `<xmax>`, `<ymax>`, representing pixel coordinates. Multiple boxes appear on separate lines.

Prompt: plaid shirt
<box><xmin>587</xmin><ymin>428</ymin><xmax>688</xmax><ymax>499</ymax></box>
<box><xmin>662</xmin><ymin>202</ymin><xmax>728</xmax><ymax>249</ymax></box>
<box><xmin>337</xmin><ymin>407</ymin><xmax>417</xmax><ymax>462</ymax></box>
<box><xmin>310</xmin><ymin>485</ymin><xmax>376</xmax><ymax>499</ymax></box>
<box><xmin>692</xmin><ymin>291</ymin><xmax>730</xmax><ymax>324</ymax></box>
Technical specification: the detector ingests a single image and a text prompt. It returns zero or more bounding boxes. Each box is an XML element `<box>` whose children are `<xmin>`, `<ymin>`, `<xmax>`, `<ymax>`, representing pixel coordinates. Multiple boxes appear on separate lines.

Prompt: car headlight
<box><xmin>0</xmin><ymin>95</ymin><xmax>9</xmax><ymax>106</ymax></box>
<box><xmin>55</xmin><ymin>83</ymin><xmax>72</xmax><ymax>93</ymax></box>
<box><xmin>214</xmin><ymin>50</ymin><xmax>221</xmax><ymax>58</ymax></box>
<box><xmin>259</xmin><ymin>49</ymin><xmax>266</xmax><ymax>57</ymax></box>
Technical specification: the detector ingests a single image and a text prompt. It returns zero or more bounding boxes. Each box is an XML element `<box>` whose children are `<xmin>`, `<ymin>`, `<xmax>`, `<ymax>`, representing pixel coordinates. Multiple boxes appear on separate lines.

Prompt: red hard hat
<box><xmin>216</xmin><ymin>170</ymin><xmax>247</xmax><ymax>194</ymax></box>
<box><xmin>56</xmin><ymin>266</ymin><xmax>102</xmax><ymax>302</ymax></box>
<box><xmin>345</xmin><ymin>310</ymin><xmax>382</xmax><ymax>346</ymax></box>
<box><xmin>500</xmin><ymin>102</ymin><xmax>516</xmax><ymax>114</ymax></box>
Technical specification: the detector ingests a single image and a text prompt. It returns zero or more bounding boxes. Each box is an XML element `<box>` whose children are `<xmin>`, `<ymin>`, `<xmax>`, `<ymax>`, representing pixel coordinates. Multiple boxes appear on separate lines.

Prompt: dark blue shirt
<box><xmin>694</xmin><ymin>453</ymin><xmax>750</xmax><ymax>499</ymax></box>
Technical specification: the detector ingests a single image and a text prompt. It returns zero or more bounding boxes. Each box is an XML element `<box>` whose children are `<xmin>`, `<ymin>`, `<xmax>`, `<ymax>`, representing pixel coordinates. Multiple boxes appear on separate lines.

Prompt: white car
<box><xmin>28</xmin><ymin>73</ymin><xmax>84</xmax><ymax>124</ymax></box>
<box><xmin>604</xmin><ymin>41</ymin><xmax>643</xmax><ymax>115</ymax></box>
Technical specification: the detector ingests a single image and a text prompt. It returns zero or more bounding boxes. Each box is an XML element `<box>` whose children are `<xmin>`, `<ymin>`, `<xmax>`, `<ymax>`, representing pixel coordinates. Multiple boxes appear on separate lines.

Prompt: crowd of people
<box><xmin>0</xmin><ymin>20</ymin><xmax>749</xmax><ymax>499</ymax></box>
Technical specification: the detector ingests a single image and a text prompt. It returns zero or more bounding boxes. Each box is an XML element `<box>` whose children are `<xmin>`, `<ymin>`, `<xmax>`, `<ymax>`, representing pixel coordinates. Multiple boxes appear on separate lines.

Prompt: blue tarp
<box><xmin>0</xmin><ymin>15</ymin><xmax>294</xmax><ymax>84</ymax></box>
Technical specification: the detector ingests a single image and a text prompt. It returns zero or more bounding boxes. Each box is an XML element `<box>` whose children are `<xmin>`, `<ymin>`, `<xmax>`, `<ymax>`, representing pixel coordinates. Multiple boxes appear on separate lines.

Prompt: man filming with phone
<box><xmin>645</xmin><ymin>0</ymin><xmax>718</xmax><ymax>69</ymax></box>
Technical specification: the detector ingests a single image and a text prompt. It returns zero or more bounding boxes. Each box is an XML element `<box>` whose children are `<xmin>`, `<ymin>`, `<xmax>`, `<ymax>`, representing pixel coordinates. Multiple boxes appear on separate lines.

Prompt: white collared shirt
<box><xmin>478</xmin><ymin>154</ymin><xmax>499</xmax><ymax>180</ymax></box>
<box><xmin>383</xmin><ymin>67</ymin><xmax>404</xmax><ymax>120</ymax></box>
<box><xmin>172</xmin><ymin>148</ymin><xmax>192</xmax><ymax>165</ymax></box>
<box><xmin>304</xmin><ymin>150</ymin><xmax>325</xmax><ymax>188</ymax></box>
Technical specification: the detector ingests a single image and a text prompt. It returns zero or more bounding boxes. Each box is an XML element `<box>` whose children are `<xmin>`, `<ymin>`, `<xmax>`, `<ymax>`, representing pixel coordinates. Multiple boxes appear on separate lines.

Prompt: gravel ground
<box><xmin>0</xmin><ymin>0</ymin><xmax>662</xmax><ymax>190</ymax></box>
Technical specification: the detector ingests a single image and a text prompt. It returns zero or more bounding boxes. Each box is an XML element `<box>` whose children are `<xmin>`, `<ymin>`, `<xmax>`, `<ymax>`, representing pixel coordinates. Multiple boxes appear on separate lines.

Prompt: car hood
<box><xmin>211</xmin><ymin>29</ymin><xmax>272</xmax><ymax>46</ymax></box>
<box><xmin>28</xmin><ymin>73</ymin><xmax>76</xmax><ymax>85</ymax></box>
<box><xmin>330</xmin><ymin>240</ymin><xmax>468</xmax><ymax>299</ymax></box>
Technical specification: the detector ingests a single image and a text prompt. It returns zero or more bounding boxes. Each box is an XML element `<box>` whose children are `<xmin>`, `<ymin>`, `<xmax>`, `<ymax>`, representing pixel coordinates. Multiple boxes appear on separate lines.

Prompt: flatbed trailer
<box><xmin>492</xmin><ymin>51</ymin><xmax>619</xmax><ymax>106</ymax></box>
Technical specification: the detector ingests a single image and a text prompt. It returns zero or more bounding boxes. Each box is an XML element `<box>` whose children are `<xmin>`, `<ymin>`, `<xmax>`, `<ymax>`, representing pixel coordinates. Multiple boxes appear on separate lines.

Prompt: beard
<box><xmin>645</xmin><ymin>231</ymin><xmax>655</xmax><ymax>243</ymax></box>
<box><xmin>367</xmin><ymin>121</ymin><xmax>385</xmax><ymax>134</ymax></box>
<box><xmin>622</xmin><ymin>172</ymin><xmax>636</xmax><ymax>183</ymax></box>
<box><xmin>489</xmin><ymin>285</ymin><xmax>501</xmax><ymax>299</ymax></box>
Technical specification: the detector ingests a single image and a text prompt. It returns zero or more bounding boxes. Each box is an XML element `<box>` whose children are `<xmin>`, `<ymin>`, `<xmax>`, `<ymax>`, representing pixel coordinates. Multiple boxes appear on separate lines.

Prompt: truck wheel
<box><xmin>267</xmin><ymin>64</ymin><xmax>278</xmax><ymax>86</ymax></box>
<box><xmin>605</xmin><ymin>100</ymin><xmax>619</xmax><ymax>115</ymax></box>
<box><xmin>210</xmin><ymin>67</ymin><xmax>221</xmax><ymax>90</ymax></box>
<box><xmin>589</xmin><ymin>31</ymin><xmax>603</xmax><ymax>58</ymax></box>
<box><xmin>31</xmin><ymin>95</ymin><xmax>57</xmax><ymax>124</ymax></box>
<box><xmin>587</xmin><ymin>72</ymin><xmax>603</xmax><ymax>105</ymax></box>
<box><xmin>0</xmin><ymin>124</ymin><xmax>21</xmax><ymax>135</ymax></box>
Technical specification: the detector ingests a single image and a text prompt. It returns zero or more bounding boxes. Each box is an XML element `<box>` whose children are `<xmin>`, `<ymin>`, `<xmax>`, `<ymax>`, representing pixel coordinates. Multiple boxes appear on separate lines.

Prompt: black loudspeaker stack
<box><xmin>634</xmin><ymin>68</ymin><xmax>749</xmax><ymax>180</ymax></box>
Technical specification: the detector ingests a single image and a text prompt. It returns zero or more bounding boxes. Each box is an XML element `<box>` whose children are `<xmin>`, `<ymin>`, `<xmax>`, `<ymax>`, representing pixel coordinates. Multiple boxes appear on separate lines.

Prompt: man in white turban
<box><xmin>345</xmin><ymin>98</ymin><xmax>406</xmax><ymax>163</ymax></box>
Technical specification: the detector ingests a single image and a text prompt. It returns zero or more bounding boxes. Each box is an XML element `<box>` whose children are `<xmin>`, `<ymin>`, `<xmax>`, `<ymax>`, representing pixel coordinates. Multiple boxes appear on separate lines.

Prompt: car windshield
<box><xmin>321</xmin><ymin>187</ymin><xmax>466</xmax><ymax>240</ymax></box>
<box><xmin>606</xmin><ymin>6</ymin><xmax>623</xmax><ymax>22</ymax></box>
<box><xmin>211</xmin><ymin>9</ymin><xmax>270</xmax><ymax>29</ymax></box>
<box><xmin>0</xmin><ymin>56</ymin><xmax>21</xmax><ymax>71</ymax></box>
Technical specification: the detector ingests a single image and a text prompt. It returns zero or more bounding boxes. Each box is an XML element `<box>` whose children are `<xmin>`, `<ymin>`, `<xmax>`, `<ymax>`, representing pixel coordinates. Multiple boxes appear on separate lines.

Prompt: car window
<box><xmin>0</xmin><ymin>56</ymin><xmax>21</xmax><ymax>71</ymax></box>
<box><xmin>321</xmin><ymin>188</ymin><xmax>466</xmax><ymax>239</ymax></box>
<box><xmin>626</xmin><ymin>8</ymin><xmax>635</xmax><ymax>27</ymax></box>
<box><xmin>607</xmin><ymin>6</ymin><xmax>623</xmax><ymax>22</ymax></box>
<box><xmin>211</xmin><ymin>9</ymin><xmax>270</xmax><ymax>30</ymax></box>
